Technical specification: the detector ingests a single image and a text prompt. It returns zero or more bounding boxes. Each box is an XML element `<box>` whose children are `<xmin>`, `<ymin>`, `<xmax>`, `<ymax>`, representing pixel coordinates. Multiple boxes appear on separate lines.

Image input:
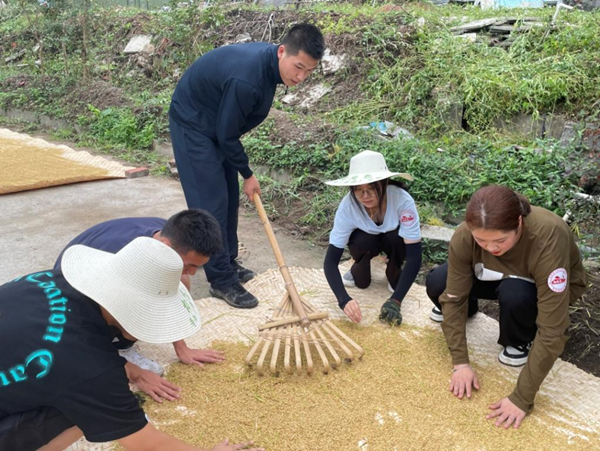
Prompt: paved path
<box><xmin>1</xmin><ymin>172</ymin><xmax>324</xmax><ymax>301</ymax></box>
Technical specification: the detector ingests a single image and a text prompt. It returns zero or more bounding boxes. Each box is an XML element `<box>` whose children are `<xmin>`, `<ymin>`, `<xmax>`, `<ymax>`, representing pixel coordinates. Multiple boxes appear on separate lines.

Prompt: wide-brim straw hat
<box><xmin>62</xmin><ymin>236</ymin><xmax>201</xmax><ymax>344</ymax></box>
<box><xmin>325</xmin><ymin>150</ymin><xmax>413</xmax><ymax>186</ymax></box>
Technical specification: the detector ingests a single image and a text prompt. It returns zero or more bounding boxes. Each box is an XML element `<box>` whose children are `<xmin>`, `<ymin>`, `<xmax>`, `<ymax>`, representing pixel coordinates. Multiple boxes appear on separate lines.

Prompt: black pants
<box><xmin>426</xmin><ymin>263</ymin><xmax>538</xmax><ymax>347</ymax></box>
<box><xmin>348</xmin><ymin>228</ymin><xmax>406</xmax><ymax>288</ymax></box>
<box><xmin>0</xmin><ymin>407</ymin><xmax>74</xmax><ymax>451</ymax></box>
<box><xmin>171</xmin><ymin>118</ymin><xmax>239</xmax><ymax>288</ymax></box>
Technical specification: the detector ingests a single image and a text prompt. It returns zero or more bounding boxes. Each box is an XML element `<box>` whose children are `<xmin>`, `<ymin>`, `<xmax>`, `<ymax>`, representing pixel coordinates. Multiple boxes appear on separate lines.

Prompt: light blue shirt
<box><xmin>329</xmin><ymin>185</ymin><xmax>421</xmax><ymax>249</ymax></box>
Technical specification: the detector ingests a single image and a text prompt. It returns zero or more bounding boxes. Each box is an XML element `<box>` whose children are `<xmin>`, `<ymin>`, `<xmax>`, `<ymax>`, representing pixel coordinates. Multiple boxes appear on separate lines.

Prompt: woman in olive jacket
<box><xmin>426</xmin><ymin>185</ymin><xmax>587</xmax><ymax>429</ymax></box>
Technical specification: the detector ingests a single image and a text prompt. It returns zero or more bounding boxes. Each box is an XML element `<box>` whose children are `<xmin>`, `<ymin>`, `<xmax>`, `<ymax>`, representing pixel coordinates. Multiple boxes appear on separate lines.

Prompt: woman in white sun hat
<box><xmin>323</xmin><ymin>150</ymin><xmax>422</xmax><ymax>326</ymax></box>
<box><xmin>0</xmin><ymin>237</ymin><xmax>263</xmax><ymax>451</ymax></box>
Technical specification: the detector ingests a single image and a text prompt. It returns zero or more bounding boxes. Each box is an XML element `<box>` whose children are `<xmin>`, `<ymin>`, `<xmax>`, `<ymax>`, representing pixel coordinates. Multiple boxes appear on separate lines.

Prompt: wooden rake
<box><xmin>245</xmin><ymin>194</ymin><xmax>364</xmax><ymax>376</ymax></box>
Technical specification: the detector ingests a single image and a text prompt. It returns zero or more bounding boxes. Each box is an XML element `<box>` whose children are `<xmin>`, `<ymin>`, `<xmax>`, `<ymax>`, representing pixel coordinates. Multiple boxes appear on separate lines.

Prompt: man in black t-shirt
<box><xmin>0</xmin><ymin>238</ymin><xmax>263</xmax><ymax>451</ymax></box>
<box><xmin>55</xmin><ymin>210</ymin><xmax>227</xmax><ymax>403</ymax></box>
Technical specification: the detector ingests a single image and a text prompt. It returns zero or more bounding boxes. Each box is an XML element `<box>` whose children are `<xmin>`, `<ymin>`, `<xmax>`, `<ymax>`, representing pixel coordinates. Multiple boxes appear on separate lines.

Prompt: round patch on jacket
<box><xmin>547</xmin><ymin>268</ymin><xmax>567</xmax><ymax>293</ymax></box>
<box><xmin>400</xmin><ymin>209</ymin><xmax>416</xmax><ymax>227</ymax></box>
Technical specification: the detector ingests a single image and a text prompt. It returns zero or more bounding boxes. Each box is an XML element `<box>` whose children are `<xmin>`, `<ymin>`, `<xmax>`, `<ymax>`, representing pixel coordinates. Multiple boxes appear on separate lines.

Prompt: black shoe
<box><xmin>209</xmin><ymin>282</ymin><xmax>258</xmax><ymax>309</ymax></box>
<box><xmin>498</xmin><ymin>343</ymin><xmax>531</xmax><ymax>367</ymax></box>
<box><xmin>232</xmin><ymin>260</ymin><xmax>256</xmax><ymax>283</ymax></box>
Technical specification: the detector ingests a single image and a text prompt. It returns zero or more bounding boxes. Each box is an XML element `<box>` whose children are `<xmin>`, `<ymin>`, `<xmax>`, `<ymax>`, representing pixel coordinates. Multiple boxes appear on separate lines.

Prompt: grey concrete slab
<box><xmin>421</xmin><ymin>224</ymin><xmax>455</xmax><ymax>242</ymax></box>
<box><xmin>1</xmin><ymin>177</ymin><xmax>184</xmax><ymax>282</ymax></box>
<box><xmin>450</xmin><ymin>18</ymin><xmax>499</xmax><ymax>34</ymax></box>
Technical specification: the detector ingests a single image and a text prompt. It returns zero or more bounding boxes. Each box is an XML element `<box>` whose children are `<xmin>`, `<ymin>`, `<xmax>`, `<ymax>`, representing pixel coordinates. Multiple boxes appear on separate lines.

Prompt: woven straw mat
<box><xmin>67</xmin><ymin>259</ymin><xmax>599</xmax><ymax>450</ymax></box>
<box><xmin>0</xmin><ymin>128</ymin><xmax>132</xmax><ymax>195</ymax></box>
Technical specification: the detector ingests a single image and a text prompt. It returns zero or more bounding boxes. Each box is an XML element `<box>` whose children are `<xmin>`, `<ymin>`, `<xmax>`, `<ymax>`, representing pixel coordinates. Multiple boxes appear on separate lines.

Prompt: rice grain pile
<box><xmin>142</xmin><ymin>323</ymin><xmax>598</xmax><ymax>451</ymax></box>
<box><xmin>0</xmin><ymin>129</ymin><xmax>127</xmax><ymax>195</ymax></box>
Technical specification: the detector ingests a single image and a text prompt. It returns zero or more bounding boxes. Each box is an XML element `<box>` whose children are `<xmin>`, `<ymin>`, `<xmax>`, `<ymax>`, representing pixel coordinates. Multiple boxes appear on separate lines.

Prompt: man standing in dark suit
<box><xmin>169</xmin><ymin>23</ymin><xmax>325</xmax><ymax>308</ymax></box>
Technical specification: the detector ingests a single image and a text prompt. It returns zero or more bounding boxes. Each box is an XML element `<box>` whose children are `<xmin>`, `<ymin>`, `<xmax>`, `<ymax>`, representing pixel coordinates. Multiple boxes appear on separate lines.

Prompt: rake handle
<box><xmin>254</xmin><ymin>193</ymin><xmax>311</xmax><ymax>328</ymax></box>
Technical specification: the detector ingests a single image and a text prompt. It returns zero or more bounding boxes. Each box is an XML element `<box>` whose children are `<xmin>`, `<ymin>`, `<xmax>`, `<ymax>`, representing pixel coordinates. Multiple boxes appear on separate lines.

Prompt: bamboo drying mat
<box><xmin>67</xmin><ymin>260</ymin><xmax>600</xmax><ymax>450</ymax></box>
<box><xmin>0</xmin><ymin>128</ymin><xmax>133</xmax><ymax>195</ymax></box>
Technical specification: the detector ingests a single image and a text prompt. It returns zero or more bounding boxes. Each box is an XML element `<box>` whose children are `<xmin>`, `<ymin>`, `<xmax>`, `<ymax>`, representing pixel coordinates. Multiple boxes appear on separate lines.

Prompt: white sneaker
<box><xmin>119</xmin><ymin>347</ymin><xmax>164</xmax><ymax>376</ymax></box>
<box><xmin>430</xmin><ymin>306</ymin><xmax>443</xmax><ymax>323</ymax></box>
<box><xmin>342</xmin><ymin>270</ymin><xmax>356</xmax><ymax>287</ymax></box>
<box><xmin>387</xmin><ymin>282</ymin><xmax>394</xmax><ymax>293</ymax></box>
<box><xmin>498</xmin><ymin>344</ymin><xmax>531</xmax><ymax>367</ymax></box>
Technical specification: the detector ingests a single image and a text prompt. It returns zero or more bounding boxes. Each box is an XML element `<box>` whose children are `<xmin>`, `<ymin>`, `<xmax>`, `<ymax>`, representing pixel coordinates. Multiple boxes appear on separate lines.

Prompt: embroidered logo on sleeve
<box><xmin>547</xmin><ymin>268</ymin><xmax>568</xmax><ymax>293</ymax></box>
<box><xmin>400</xmin><ymin>209</ymin><xmax>416</xmax><ymax>227</ymax></box>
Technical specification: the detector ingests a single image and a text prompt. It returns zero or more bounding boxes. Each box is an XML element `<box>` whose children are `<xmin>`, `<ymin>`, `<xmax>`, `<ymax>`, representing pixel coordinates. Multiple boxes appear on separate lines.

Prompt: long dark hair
<box><xmin>465</xmin><ymin>185</ymin><xmax>531</xmax><ymax>232</ymax></box>
<box><xmin>349</xmin><ymin>179</ymin><xmax>408</xmax><ymax>218</ymax></box>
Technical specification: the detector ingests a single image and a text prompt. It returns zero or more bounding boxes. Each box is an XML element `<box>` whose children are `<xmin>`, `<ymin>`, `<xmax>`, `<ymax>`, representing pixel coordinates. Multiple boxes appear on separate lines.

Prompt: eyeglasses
<box><xmin>353</xmin><ymin>188</ymin><xmax>377</xmax><ymax>198</ymax></box>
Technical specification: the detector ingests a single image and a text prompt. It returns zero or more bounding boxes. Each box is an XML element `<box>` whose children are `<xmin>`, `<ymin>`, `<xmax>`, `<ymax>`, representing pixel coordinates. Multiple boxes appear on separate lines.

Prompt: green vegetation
<box><xmin>76</xmin><ymin>105</ymin><xmax>160</xmax><ymax>163</ymax></box>
<box><xmin>319</xmin><ymin>6</ymin><xmax>600</xmax><ymax>132</ymax></box>
<box><xmin>244</xmin><ymin>124</ymin><xmax>585</xmax><ymax>226</ymax></box>
<box><xmin>1</xmin><ymin>1</ymin><xmax>598</xmax><ymax>258</ymax></box>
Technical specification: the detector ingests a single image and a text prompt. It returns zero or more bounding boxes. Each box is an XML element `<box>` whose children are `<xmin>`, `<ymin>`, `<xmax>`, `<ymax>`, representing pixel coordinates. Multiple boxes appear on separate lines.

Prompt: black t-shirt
<box><xmin>54</xmin><ymin>217</ymin><xmax>167</xmax><ymax>269</ymax></box>
<box><xmin>0</xmin><ymin>271</ymin><xmax>147</xmax><ymax>442</ymax></box>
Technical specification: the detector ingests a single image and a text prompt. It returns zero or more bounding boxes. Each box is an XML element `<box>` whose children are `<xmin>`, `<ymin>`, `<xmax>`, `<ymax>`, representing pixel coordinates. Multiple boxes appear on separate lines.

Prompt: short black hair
<box><xmin>281</xmin><ymin>23</ymin><xmax>325</xmax><ymax>61</ymax></box>
<box><xmin>161</xmin><ymin>209</ymin><xmax>222</xmax><ymax>257</ymax></box>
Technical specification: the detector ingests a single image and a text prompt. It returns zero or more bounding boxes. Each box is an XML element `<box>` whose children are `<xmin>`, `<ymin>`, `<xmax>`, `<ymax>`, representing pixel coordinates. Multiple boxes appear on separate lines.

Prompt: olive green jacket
<box><xmin>439</xmin><ymin>207</ymin><xmax>587</xmax><ymax>412</ymax></box>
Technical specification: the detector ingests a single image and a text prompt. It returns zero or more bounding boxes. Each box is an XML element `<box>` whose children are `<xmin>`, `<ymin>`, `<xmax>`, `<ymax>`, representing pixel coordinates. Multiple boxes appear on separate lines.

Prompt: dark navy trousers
<box><xmin>170</xmin><ymin>118</ymin><xmax>239</xmax><ymax>288</ymax></box>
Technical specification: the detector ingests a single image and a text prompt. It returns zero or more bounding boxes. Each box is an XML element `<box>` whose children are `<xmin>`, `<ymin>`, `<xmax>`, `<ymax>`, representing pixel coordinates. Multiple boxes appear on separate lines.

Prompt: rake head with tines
<box><xmin>245</xmin><ymin>194</ymin><xmax>364</xmax><ymax>376</ymax></box>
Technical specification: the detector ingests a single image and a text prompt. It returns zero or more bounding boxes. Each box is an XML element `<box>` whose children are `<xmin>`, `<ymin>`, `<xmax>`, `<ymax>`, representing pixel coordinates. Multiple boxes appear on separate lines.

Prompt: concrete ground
<box><xmin>0</xmin><ymin>175</ymin><xmax>325</xmax><ymax>300</ymax></box>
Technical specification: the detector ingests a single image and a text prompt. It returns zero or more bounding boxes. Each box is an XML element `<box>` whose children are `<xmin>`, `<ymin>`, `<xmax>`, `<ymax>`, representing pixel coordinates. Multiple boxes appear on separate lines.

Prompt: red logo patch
<box><xmin>547</xmin><ymin>268</ymin><xmax>567</xmax><ymax>293</ymax></box>
<box><xmin>400</xmin><ymin>210</ymin><xmax>416</xmax><ymax>227</ymax></box>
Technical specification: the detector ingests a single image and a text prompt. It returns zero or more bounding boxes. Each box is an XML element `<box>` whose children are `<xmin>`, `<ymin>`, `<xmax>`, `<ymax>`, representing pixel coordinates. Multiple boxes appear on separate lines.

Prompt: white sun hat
<box><xmin>325</xmin><ymin>150</ymin><xmax>413</xmax><ymax>186</ymax></box>
<box><xmin>62</xmin><ymin>236</ymin><xmax>201</xmax><ymax>344</ymax></box>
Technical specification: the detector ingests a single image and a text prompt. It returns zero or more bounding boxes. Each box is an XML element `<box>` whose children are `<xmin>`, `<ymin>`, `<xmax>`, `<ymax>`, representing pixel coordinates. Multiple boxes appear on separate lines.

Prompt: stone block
<box><xmin>321</xmin><ymin>49</ymin><xmax>348</xmax><ymax>76</ymax></box>
<box><xmin>559</xmin><ymin>121</ymin><xmax>582</xmax><ymax>148</ymax></box>
<box><xmin>582</xmin><ymin>123</ymin><xmax>600</xmax><ymax>152</ymax></box>
<box><xmin>253</xmin><ymin>164</ymin><xmax>294</xmax><ymax>184</ymax></box>
<box><xmin>298</xmin><ymin>84</ymin><xmax>331</xmax><ymax>109</ymax></box>
<box><xmin>123</xmin><ymin>35</ymin><xmax>152</xmax><ymax>54</ymax></box>
<box><xmin>494</xmin><ymin>113</ymin><xmax>544</xmax><ymax>139</ymax></box>
<box><xmin>152</xmin><ymin>140</ymin><xmax>174</xmax><ymax>160</ymax></box>
<box><xmin>543</xmin><ymin>114</ymin><xmax>566</xmax><ymax>140</ymax></box>
<box><xmin>39</xmin><ymin>115</ymin><xmax>69</xmax><ymax>131</ymax></box>
<box><xmin>0</xmin><ymin>108</ymin><xmax>38</xmax><ymax>123</ymax></box>
<box><xmin>421</xmin><ymin>225</ymin><xmax>455</xmax><ymax>243</ymax></box>
<box><xmin>450</xmin><ymin>18</ymin><xmax>498</xmax><ymax>34</ymax></box>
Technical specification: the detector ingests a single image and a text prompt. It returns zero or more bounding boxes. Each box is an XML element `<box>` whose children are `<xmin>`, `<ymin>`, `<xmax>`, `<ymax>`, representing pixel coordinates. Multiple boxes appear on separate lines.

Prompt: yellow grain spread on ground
<box><xmin>0</xmin><ymin>137</ymin><xmax>111</xmax><ymax>194</ymax></box>
<box><xmin>142</xmin><ymin>323</ymin><xmax>598</xmax><ymax>451</ymax></box>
